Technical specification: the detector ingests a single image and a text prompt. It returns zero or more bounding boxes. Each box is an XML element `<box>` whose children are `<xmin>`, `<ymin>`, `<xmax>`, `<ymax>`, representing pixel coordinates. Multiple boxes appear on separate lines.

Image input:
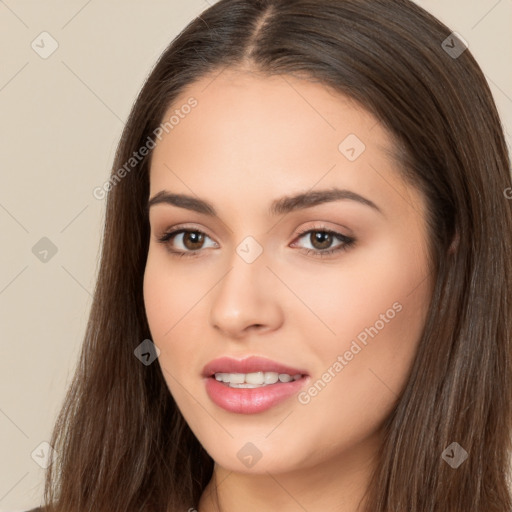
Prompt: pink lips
<box><xmin>202</xmin><ymin>356</ymin><xmax>309</xmax><ymax>414</ymax></box>
<box><xmin>202</xmin><ymin>355</ymin><xmax>307</xmax><ymax>377</ymax></box>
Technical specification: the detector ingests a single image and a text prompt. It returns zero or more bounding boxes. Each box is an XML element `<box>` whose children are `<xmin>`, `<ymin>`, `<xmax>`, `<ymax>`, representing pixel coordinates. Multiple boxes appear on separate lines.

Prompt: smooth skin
<box><xmin>143</xmin><ymin>67</ymin><xmax>434</xmax><ymax>512</ymax></box>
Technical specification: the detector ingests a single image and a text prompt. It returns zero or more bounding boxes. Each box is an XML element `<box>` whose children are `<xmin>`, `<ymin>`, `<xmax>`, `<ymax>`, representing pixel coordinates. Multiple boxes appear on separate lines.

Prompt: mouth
<box><xmin>212</xmin><ymin>371</ymin><xmax>304</xmax><ymax>388</ymax></box>
<box><xmin>202</xmin><ymin>356</ymin><xmax>310</xmax><ymax>414</ymax></box>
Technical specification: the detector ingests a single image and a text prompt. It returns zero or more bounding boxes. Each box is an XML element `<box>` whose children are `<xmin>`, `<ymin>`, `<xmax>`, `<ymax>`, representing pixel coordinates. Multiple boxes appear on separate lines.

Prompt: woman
<box><xmin>38</xmin><ymin>0</ymin><xmax>512</xmax><ymax>511</ymax></box>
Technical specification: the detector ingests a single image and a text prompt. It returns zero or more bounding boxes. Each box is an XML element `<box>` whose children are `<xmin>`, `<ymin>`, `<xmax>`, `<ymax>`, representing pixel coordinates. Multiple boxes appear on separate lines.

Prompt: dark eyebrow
<box><xmin>147</xmin><ymin>190</ymin><xmax>216</xmax><ymax>215</ymax></box>
<box><xmin>147</xmin><ymin>188</ymin><xmax>382</xmax><ymax>216</ymax></box>
<box><xmin>269</xmin><ymin>188</ymin><xmax>382</xmax><ymax>216</ymax></box>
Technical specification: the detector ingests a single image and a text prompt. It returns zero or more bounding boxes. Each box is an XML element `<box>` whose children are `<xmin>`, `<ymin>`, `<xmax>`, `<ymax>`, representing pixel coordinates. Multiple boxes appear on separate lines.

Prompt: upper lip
<box><xmin>202</xmin><ymin>356</ymin><xmax>308</xmax><ymax>377</ymax></box>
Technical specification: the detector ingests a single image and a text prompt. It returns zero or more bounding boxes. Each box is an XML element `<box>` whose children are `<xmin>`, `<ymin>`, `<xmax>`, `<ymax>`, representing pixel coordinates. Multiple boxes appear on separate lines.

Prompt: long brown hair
<box><xmin>43</xmin><ymin>1</ymin><xmax>512</xmax><ymax>511</ymax></box>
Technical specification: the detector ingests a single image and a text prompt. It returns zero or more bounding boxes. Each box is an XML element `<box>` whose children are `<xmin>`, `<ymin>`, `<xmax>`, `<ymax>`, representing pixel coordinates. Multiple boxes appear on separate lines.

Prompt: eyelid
<box><xmin>156</xmin><ymin>220</ymin><xmax>352</xmax><ymax>240</ymax></box>
<box><xmin>156</xmin><ymin>223</ymin><xmax>217</xmax><ymax>241</ymax></box>
<box><xmin>156</xmin><ymin>222</ymin><xmax>356</xmax><ymax>261</ymax></box>
<box><xmin>290</xmin><ymin>225</ymin><xmax>355</xmax><ymax>253</ymax></box>
<box><xmin>156</xmin><ymin>224</ymin><xmax>219</xmax><ymax>249</ymax></box>
<box><xmin>292</xmin><ymin>221</ymin><xmax>353</xmax><ymax>238</ymax></box>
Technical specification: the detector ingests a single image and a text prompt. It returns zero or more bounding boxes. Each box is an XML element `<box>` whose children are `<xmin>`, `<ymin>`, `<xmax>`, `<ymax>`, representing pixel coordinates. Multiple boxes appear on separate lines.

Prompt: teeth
<box><xmin>214</xmin><ymin>371</ymin><xmax>302</xmax><ymax>388</ymax></box>
<box><xmin>264</xmin><ymin>372</ymin><xmax>279</xmax><ymax>384</ymax></box>
<box><xmin>228</xmin><ymin>373</ymin><xmax>245</xmax><ymax>384</ymax></box>
<box><xmin>245</xmin><ymin>372</ymin><xmax>264</xmax><ymax>385</ymax></box>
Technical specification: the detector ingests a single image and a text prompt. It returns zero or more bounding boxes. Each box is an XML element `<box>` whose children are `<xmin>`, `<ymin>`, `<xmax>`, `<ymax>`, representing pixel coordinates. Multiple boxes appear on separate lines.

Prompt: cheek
<box><xmin>142</xmin><ymin>253</ymin><xmax>196</xmax><ymax>366</ymax></box>
<box><xmin>142</xmin><ymin>251</ymin><xmax>218</xmax><ymax>394</ymax></box>
<box><xmin>143</xmin><ymin>250</ymin><xmax>208</xmax><ymax>338</ymax></box>
<box><xmin>292</xmin><ymin>234</ymin><xmax>431</xmax><ymax>436</ymax></box>
<box><xmin>287</xmin><ymin>233</ymin><xmax>430</xmax><ymax>348</ymax></box>
<box><xmin>143</xmin><ymin>258</ymin><xmax>174</xmax><ymax>341</ymax></box>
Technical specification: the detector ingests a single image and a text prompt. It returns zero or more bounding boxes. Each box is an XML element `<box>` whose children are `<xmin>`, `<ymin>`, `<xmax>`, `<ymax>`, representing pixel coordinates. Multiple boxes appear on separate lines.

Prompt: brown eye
<box><xmin>309</xmin><ymin>231</ymin><xmax>334</xmax><ymax>250</ymax></box>
<box><xmin>293</xmin><ymin>227</ymin><xmax>356</xmax><ymax>257</ymax></box>
<box><xmin>182</xmin><ymin>231</ymin><xmax>205</xmax><ymax>250</ymax></box>
<box><xmin>157</xmin><ymin>228</ymin><xmax>218</xmax><ymax>256</ymax></box>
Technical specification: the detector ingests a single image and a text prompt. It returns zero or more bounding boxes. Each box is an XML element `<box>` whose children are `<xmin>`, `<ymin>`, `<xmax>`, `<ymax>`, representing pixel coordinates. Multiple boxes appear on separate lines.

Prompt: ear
<box><xmin>448</xmin><ymin>229</ymin><xmax>459</xmax><ymax>255</ymax></box>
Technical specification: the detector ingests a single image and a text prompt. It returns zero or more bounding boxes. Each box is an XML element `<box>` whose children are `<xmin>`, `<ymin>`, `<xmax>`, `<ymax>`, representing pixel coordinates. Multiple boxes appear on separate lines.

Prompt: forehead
<box><xmin>155</xmin><ymin>68</ymin><xmax>385</xmax><ymax>157</ymax></box>
<box><xmin>148</xmin><ymin>68</ymin><xmax>422</xmax><ymax>220</ymax></box>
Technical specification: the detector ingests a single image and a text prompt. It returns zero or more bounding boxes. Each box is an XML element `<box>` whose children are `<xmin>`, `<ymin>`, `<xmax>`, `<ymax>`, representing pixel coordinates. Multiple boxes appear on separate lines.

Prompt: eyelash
<box><xmin>156</xmin><ymin>226</ymin><xmax>356</xmax><ymax>259</ymax></box>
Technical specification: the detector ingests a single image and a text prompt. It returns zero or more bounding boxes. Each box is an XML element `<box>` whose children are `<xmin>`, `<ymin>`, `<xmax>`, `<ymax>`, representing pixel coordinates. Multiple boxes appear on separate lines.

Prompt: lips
<box><xmin>202</xmin><ymin>355</ymin><xmax>308</xmax><ymax>377</ymax></box>
<box><xmin>202</xmin><ymin>356</ymin><xmax>310</xmax><ymax>414</ymax></box>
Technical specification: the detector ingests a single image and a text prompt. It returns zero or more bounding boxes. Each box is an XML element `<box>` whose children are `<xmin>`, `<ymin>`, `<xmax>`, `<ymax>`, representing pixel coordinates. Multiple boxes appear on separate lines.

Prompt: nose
<box><xmin>209</xmin><ymin>247</ymin><xmax>284</xmax><ymax>339</ymax></box>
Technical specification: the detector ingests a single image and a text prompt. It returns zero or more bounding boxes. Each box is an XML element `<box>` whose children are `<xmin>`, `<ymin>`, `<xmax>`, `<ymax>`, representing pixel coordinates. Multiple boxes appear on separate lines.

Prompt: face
<box><xmin>143</xmin><ymin>68</ymin><xmax>433</xmax><ymax>476</ymax></box>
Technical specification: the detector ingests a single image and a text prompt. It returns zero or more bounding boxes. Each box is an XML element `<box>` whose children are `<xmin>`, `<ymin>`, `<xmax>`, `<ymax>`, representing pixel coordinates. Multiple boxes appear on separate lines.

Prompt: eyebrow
<box><xmin>147</xmin><ymin>188</ymin><xmax>382</xmax><ymax>216</ymax></box>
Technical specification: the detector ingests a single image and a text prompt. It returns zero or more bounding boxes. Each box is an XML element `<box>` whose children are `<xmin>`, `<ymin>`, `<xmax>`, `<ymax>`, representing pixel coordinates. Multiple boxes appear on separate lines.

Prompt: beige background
<box><xmin>0</xmin><ymin>0</ymin><xmax>510</xmax><ymax>510</ymax></box>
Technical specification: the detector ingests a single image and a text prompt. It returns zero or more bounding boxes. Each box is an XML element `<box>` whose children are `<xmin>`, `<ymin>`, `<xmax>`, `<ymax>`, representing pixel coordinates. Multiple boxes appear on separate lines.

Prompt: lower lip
<box><xmin>205</xmin><ymin>376</ymin><xmax>309</xmax><ymax>414</ymax></box>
